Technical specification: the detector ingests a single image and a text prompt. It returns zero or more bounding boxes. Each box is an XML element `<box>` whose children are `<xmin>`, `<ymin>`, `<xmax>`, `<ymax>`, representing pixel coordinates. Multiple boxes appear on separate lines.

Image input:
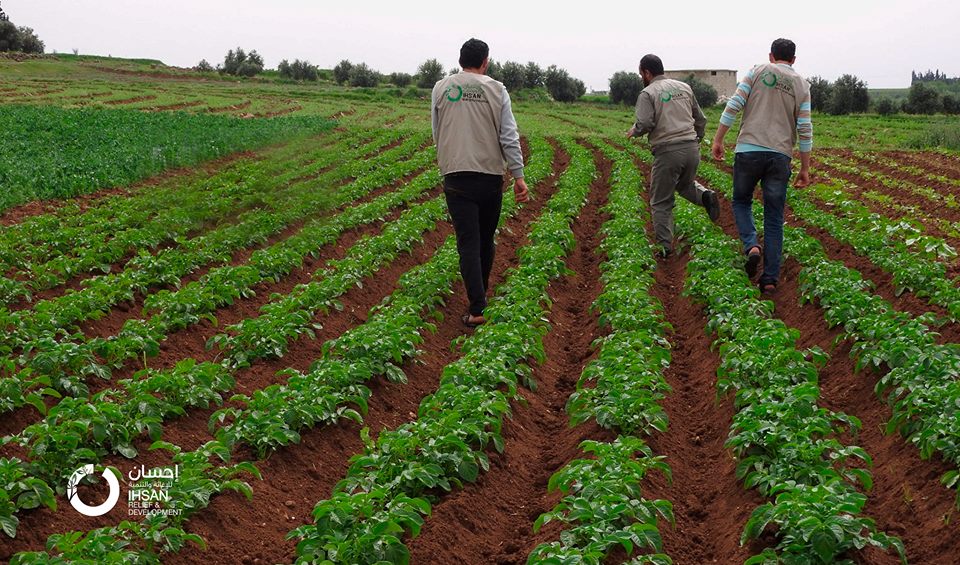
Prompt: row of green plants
<box><xmin>696</xmin><ymin>161</ymin><xmax>960</xmax><ymax>320</ymax></box>
<box><xmin>670</xmin><ymin>195</ymin><xmax>906</xmax><ymax>564</ymax></box>
<box><xmin>847</xmin><ymin>149</ymin><xmax>960</xmax><ymax>190</ymax></box>
<box><xmin>0</xmin><ymin>144</ymin><xmax>439</xmax><ymax>420</ymax></box>
<box><xmin>0</xmin><ymin>128</ymin><xmax>387</xmax><ymax>306</ymax></box>
<box><xmin>528</xmin><ymin>140</ymin><xmax>674</xmax><ymax>564</ymax></box>
<box><xmin>0</xmin><ymin>177</ymin><xmax>451</xmax><ymax>537</ymax></box>
<box><xmin>0</xmin><ymin>128</ymin><xmax>431</xmax><ymax>353</ymax></box>
<box><xmin>0</xmin><ymin>104</ymin><xmax>339</xmax><ymax>212</ymax></box>
<box><xmin>286</xmin><ymin>137</ymin><xmax>589</xmax><ymax>564</ymax></box>
<box><xmin>3</xmin><ymin>136</ymin><xmax>553</xmax><ymax>559</ymax></box>
<box><xmin>818</xmin><ymin>153</ymin><xmax>959</xmax><ymax>211</ymax></box>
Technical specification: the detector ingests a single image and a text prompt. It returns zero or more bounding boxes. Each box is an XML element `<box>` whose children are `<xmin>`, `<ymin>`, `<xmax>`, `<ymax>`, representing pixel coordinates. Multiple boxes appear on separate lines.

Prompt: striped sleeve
<box><xmin>719</xmin><ymin>67</ymin><xmax>755</xmax><ymax>127</ymax></box>
<box><xmin>797</xmin><ymin>87</ymin><xmax>813</xmax><ymax>153</ymax></box>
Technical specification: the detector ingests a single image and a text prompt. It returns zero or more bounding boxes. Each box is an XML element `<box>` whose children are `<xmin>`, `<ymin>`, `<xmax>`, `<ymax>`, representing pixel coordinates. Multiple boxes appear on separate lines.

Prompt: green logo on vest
<box><xmin>445</xmin><ymin>85</ymin><xmax>463</xmax><ymax>102</ymax></box>
<box><xmin>661</xmin><ymin>91</ymin><xmax>672</xmax><ymax>102</ymax></box>
<box><xmin>760</xmin><ymin>71</ymin><xmax>778</xmax><ymax>87</ymax></box>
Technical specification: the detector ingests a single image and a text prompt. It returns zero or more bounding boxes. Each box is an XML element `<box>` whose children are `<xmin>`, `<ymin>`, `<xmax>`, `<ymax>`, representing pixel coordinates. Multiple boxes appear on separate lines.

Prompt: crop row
<box><xmin>287</xmin><ymin>137</ymin><xmax>591</xmax><ymax>564</ymax></box>
<box><xmin>846</xmin><ymin>149</ymin><xmax>960</xmax><ymax>190</ymax></box>
<box><xmin>0</xmin><ymin>128</ymin><xmax>391</xmax><ymax>306</ymax></box>
<box><xmin>694</xmin><ymin>163</ymin><xmax>960</xmax><ymax>323</ymax></box>
<box><xmin>0</xmin><ymin>147</ymin><xmax>442</xmax><ymax>432</ymax></box>
<box><xmin>4</xmin><ymin>135</ymin><xmax>553</xmax><ymax>560</ymax></box>
<box><xmin>670</xmin><ymin>192</ymin><xmax>905</xmax><ymax>564</ymax></box>
<box><xmin>817</xmin><ymin>153</ymin><xmax>960</xmax><ymax>211</ymax></box>
<box><xmin>528</xmin><ymin>140</ymin><xmax>675</xmax><ymax>564</ymax></box>
<box><xmin>0</xmin><ymin>104</ymin><xmax>339</xmax><ymax>212</ymax></box>
<box><xmin>691</xmin><ymin>154</ymin><xmax>960</xmax><ymax>553</ymax></box>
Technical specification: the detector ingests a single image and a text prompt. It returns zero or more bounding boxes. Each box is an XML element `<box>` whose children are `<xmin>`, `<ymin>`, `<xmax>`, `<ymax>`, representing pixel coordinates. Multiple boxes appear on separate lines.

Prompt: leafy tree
<box><xmin>195</xmin><ymin>59</ymin><xmax>214</xmax><ymax>72</ymax></box>
<box><xmin>221</xmin><ymin>47</ymin><xmax>263</xmax><ymax>77</ymax></box>
<box><xmin>807</xmin><ymin>76</ymin><xmax>833</xmax><ymax>112</ymax></box>
<box><xmin>500</xmin><ymin>60</ymin><xmax>525</xmax><ymax>91</ymax></box>
<box><xmin>904</xmin><ymin>81</ymin><xmax>942</xmax><ymax>114</ymax></box>
<box><xmin>348</xmin><ymin>62</ymin><xmax>379</xmax><ymax>87</ymax></box>
<box><xmin>415</xmin><ymin>58</ymin><xmax>444</xmax><ymax>88</ymax></box>
<box><xmin>523</xmin><ymin>62</ymin><xmax>544</xmax><ymax>89</ymax></box>
<box><xmin>333</xmin><ymin>59</ymin><xmax>353</xmax><ymax>84</ymax></box>
<box><xmin>279</xmin><ymin>59</ymin><xmax>319</xmax><ymax>81</ymax></box>
<box><xmin>681</xmin><ymin>73</ymin><xmax>718</xmax><ymax>108</ymax></box>
<box><xmin>545</xmin><ymin>65</ymin><xmax>586</xmax><ymax>102</ymax></box>
<box><xmin>16</xmin><ymin>26</ymin><xmax>42</xmax><ymax>53</ymax></box>
<box><xmin>943</xmin><ymin>94</ymin><xmax>960</xmax><ymax>115</ymax></box>
<box><xmin>0</xmin><ymin>2</ymin><xmax>7</xmax><ymax>21</ymax></box>
<box><xmin>874</xmin><ymin>98</ymin><xmax>898</xmax><ymax>116</ymax></box>
<box><xmin>0</xmin><ymin>3</ymin><xmax>44</xmax><ymax>54</ymax></box>
<box><xmin>0</xmin><ymin>19</ymin><xmax>20</xmax><ymax>51</ymax></box>
<box><xmin>486</xmin><ymin>59</ymin><xmax>502</xmax><ymax>82</ymax></box>
<box><xmin>608</xmin><ymin>71</ymin><xmax>642</xmax><ymax>105</ymax></box>
<box><xmin>447</xmin><ymin>67</ymin><xmax>459</xmax><ymax>76</ymax></box>
<box><xmin>388</xmin><ymin>72</ymin><xmax>412</xmax><ymax>87</ymax></box>
<box><xmin>827</xmin><ymin>74</ymin><xmax>869</xmax><ymax>115</ymax></box>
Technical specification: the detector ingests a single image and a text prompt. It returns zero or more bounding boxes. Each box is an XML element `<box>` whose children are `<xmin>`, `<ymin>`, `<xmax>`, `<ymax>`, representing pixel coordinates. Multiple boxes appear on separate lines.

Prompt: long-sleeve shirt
<box><xmin>720</xmin><ymin>62</ymin><xmax>813</xmax><ymax>156</ymax></box>
<box><xmin>431</xmin><ymin>71</ymin><xmax>524</xmax><ymax>178</ymax></box>
<box><xmin>632</xmin><ymin>75</ymin><xmax>706</xmax><ymax>152</ymax></box>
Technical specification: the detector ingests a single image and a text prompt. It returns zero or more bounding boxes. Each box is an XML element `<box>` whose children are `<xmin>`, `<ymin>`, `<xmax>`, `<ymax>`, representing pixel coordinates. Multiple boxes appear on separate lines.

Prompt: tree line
<box><xmin>0</xmin><ymin>2</ymin><xmax>44</xmax><ymax>54</ymax></box>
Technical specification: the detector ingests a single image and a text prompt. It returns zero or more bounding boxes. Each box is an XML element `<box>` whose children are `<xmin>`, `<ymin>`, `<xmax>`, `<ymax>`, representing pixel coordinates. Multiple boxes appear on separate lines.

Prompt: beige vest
<box><xmin>642</xmin><ymin>77</ymin><xmax>699</xmax><ymax>149</ymax></box>
<box><xmin>433</xmin><ymin>72</ymin><xmax>506</xmax><ymax>176</ymax></box>
<box><xmin>738</xmin><ymin>63</ymin><xmax>809</xmax><ymax>156</ymax></box>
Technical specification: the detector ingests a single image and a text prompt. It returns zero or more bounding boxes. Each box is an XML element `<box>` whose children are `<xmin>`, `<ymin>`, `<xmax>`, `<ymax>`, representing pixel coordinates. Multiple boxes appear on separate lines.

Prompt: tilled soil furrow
<box><xmin>407</xmin><ymin>145</ymin><xmax>609</xmax><ymax>565</ymax></box>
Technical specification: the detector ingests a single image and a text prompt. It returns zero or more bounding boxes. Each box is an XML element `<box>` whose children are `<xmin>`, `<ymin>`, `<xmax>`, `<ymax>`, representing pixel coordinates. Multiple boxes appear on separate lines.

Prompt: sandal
<box><xmin>462</xmin><ymin>314</ymin><xmax>485</xmax><ymax>328</ymax></box>
<box><xmin>745</xmin><ymin>246</ymin><xmax>761</xmax><ymax>279</ymax></box>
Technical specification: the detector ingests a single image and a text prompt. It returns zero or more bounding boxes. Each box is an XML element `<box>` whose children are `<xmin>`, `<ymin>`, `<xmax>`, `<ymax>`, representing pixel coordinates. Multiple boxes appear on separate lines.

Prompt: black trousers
<box><xmin>443</xmin><ymin>172</ymin><xmax>504</xmax><ymax>316</ymax></box>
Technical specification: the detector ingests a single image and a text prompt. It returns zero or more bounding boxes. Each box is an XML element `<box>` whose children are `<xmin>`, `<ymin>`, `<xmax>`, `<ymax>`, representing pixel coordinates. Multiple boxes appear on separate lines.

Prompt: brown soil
<box><xmin>882</xmin><ymin>151</ymin><xmax>960</xmax><ymax>182</ymax></box>
<box><xmin>829</xmin><ymin>149</ymin><xmax>960</xmax><ymax>200</ymax></box>
<box><xmin>207</xmin><ymin>100</ymin><xmax>252</xmax><ymax>113</ymax></box>
<box><xmin>149</xmin><ymin>100</ymin><xmax>205</xmax><ymax>112</ymax></box>
<box><xmin>103</xmin><ymin>94</ymin><xmax>157</xmax><ymax>105</ymax></box>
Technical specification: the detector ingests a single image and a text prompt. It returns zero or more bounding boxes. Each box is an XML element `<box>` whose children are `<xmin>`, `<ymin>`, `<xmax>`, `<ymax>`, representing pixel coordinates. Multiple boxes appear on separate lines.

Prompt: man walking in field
<box><xmin>432</xmin><ymin>37</ymin><xmax>528</xmax><ymax>328</ymax></box>
<box><xmin>711</xmin><ymin>38</ymin><xmax>812</xmax><ymax>294</ymax></box>
<box><xmin>627</xmin><ymin>54</ymin><xmax>721</xmax><ymax>258</ymax></box>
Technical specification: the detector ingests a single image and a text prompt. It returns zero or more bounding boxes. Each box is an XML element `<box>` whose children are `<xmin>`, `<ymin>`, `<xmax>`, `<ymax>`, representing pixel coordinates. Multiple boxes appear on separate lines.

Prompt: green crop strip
<box><xmin>286</xmin><ymin>138</ymin><xmax>591</xmax><ymax>564</ymax></box>
<box><xmin>0</xmin><ymin>105</ymin><xmax>337</xmax><ymax>212</ymax></box>
<box><xmin>0</xmin><ymin>128</ymin><xmax>392</xmax><ymax>306</ymax></box>
<box><xmin>527</xmin><ymin>139</ymin><xmax>674</xmax><ymax>565</ymax></box>
<box><xmin>0</xmin><ymin>147</ymin><xmax>440</xmax><ymax>427</ymax></box>
<box><xmin>5</xmin><ymin>137</ymin><xmax>552</xmax><ymax>559</ymax></box>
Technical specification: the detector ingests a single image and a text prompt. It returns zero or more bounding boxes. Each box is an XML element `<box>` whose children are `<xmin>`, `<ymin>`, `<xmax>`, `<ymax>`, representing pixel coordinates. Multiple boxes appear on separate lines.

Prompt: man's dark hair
<box><xmin>771</xmin><ymin>38</ymin><xmax>796</xmax><ymax>61</ymax></box>
<box><xmin>639</xmin><ymin>54</ymin><xmax>664</xmax><ymax>76</ymax></box>
<box><xmin>459</xmin><ymin>38</ymin><xmax>489</xmax><ymax>69</ymax></box>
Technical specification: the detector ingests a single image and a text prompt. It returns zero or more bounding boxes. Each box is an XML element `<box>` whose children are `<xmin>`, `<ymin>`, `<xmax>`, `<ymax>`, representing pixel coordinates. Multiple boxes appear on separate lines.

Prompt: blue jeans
<box><xmin>732</xmin><ymin>151</ymin><xmax>791</xmax><ymax>285</ymax></box>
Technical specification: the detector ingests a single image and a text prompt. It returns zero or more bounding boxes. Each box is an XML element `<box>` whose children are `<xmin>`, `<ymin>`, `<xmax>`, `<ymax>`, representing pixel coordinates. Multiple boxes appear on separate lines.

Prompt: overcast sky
<box><xmin>6</xmin><ymin>0</ymin><xmax>958</xmax><ymax>90</ymax></box>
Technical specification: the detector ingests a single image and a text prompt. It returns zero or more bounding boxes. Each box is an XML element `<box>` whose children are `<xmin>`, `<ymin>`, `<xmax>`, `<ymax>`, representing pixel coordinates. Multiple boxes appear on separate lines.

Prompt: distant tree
<box><xmin>0</xmin><ymin>20</ymin><xmax>19</xmax><ymax>51</ymax></box>
<box><xmin>874</xmin><ymin>98</ymin><xmax>898</xmax><ymax>116</ymax></box>
<box><xmin>807</xmin><ymin>76</ymin><xmax>833</xmax><ymax>112</ymax></box>
<box><xmin>681</xmin><ymin>73</ymin><xmax>718</xmax><ymax>108</ymax></box>
<box><xmin>388</xmin><ymin>72</ymin><xmax>412</xmax><ymax>87</ymax></box>
<box><xmin>943</xmin><ymin>94</ymin><xmax>960</xmax><ymax>115</ymax></box>
<box><xmin>0</xmin><ymin>3</ymin><xmax>44</xmax><ymax>54</ymax></box>
<box><xmin>415</xmin><ymin>58</ymin><xmax>444</xmax><ymax>88</ymax></box>
<box><xmin>221</xmin><ymin>47</ymin><xmax>263</xmax><ymax>77</ymax></box>
<box><xmin>16</xmin><ymin>26</ymin><xmax>42</xmax><ymax>53</ymax></box>
<box><xmin>485</xmin><ymin>59</ymin><xmax>502</xmax><ymax>82</ymax></box>
<box><xmin>545</xmin><ymin>65</ymin><xmax>586</xmax><ymax>102</ymax></box>
<box><xmin>904</xmin><ymin>81</ymin><xmax>942</xmax><ymax>114</ymax></box>
<box><xmin>0</xmin><ymin>2</ymin><xmax>7</xmax><ymax>21</ymax></box>
<box><xmin>279</xmin><ymin>59</ymin><xmax>318</xmax><ymax>81</ymax></box>
<box><xmin>348</xmin><ymin>62</ymin><xmax>379</xmax><ymax>87</ymax></box>
<box><xmin>500</xmin><ymin>60</ymin><xmax>525</xmax><ymax>91</ymax></box>
<box><xmin>195</xmin><ymin>59</ymin><xmax>214</xmax><ymax>72</ymax></box>
<box><xmin>447</xmin><ymin>67</ymin><xmax>459</xmax><ymax>76</ymax></box>
<box><xmin>523</xmin><ymin>62</ymin><xmax>544</xmax><ymax>89</ymax></box>
<box><xmin>827</xmin><ymin>74</ymin><xmax>869</xmax><ymax>115</ymax></box>
<box><xmin>608</xmin><ymin>71</ymin><xmax>642</xmax><ymax>105</ymax></box>
<box><xmin>333</xmin><ymin>60</ymin><xmax>353</xmax><ymax>84</ymax></box>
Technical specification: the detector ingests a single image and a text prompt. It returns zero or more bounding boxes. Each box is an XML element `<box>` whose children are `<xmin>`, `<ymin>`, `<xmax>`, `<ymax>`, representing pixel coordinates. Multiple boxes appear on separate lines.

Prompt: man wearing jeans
<box><xmin>628</xmin><ymin>54</ymin><xmax>721</xmax><ymax>258</ymax></box>
<box><xmin>432</xmin><ymin>38</ymin><xmax>528</xmax><ymax>328</ymax></box>
<box><xmin>711</xmin><ymin>38</ymin><xmax>812</xmax><ymax>293</ymax></box>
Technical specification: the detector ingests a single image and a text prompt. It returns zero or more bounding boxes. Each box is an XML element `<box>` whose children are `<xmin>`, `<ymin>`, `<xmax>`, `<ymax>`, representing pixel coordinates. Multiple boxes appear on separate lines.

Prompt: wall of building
<box><xmin>664</xmin><ymin>69</ymin><xmax>738</xmax><ymax>99</ymax></box>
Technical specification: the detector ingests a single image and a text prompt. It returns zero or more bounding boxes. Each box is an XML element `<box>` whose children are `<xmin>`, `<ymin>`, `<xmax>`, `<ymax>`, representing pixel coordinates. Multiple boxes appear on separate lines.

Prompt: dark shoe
<box><xmin>462</xmin><ymin>314</ymin><xmax>485</xmax><ymax>328</ymax></box>
<box><xmin>760</xmin><ymin>281</ymin><xmax>777</xmax><ymax>295</ymax></box>
<box><xmin>702</xmin><ymin>190</ymin><xmax>721</xmax><ymax>223</ymax></box>
<box><xmin>745</xmin><ymin>246</ymin><xmax>761</xmax><ymax>279</ymax></box>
